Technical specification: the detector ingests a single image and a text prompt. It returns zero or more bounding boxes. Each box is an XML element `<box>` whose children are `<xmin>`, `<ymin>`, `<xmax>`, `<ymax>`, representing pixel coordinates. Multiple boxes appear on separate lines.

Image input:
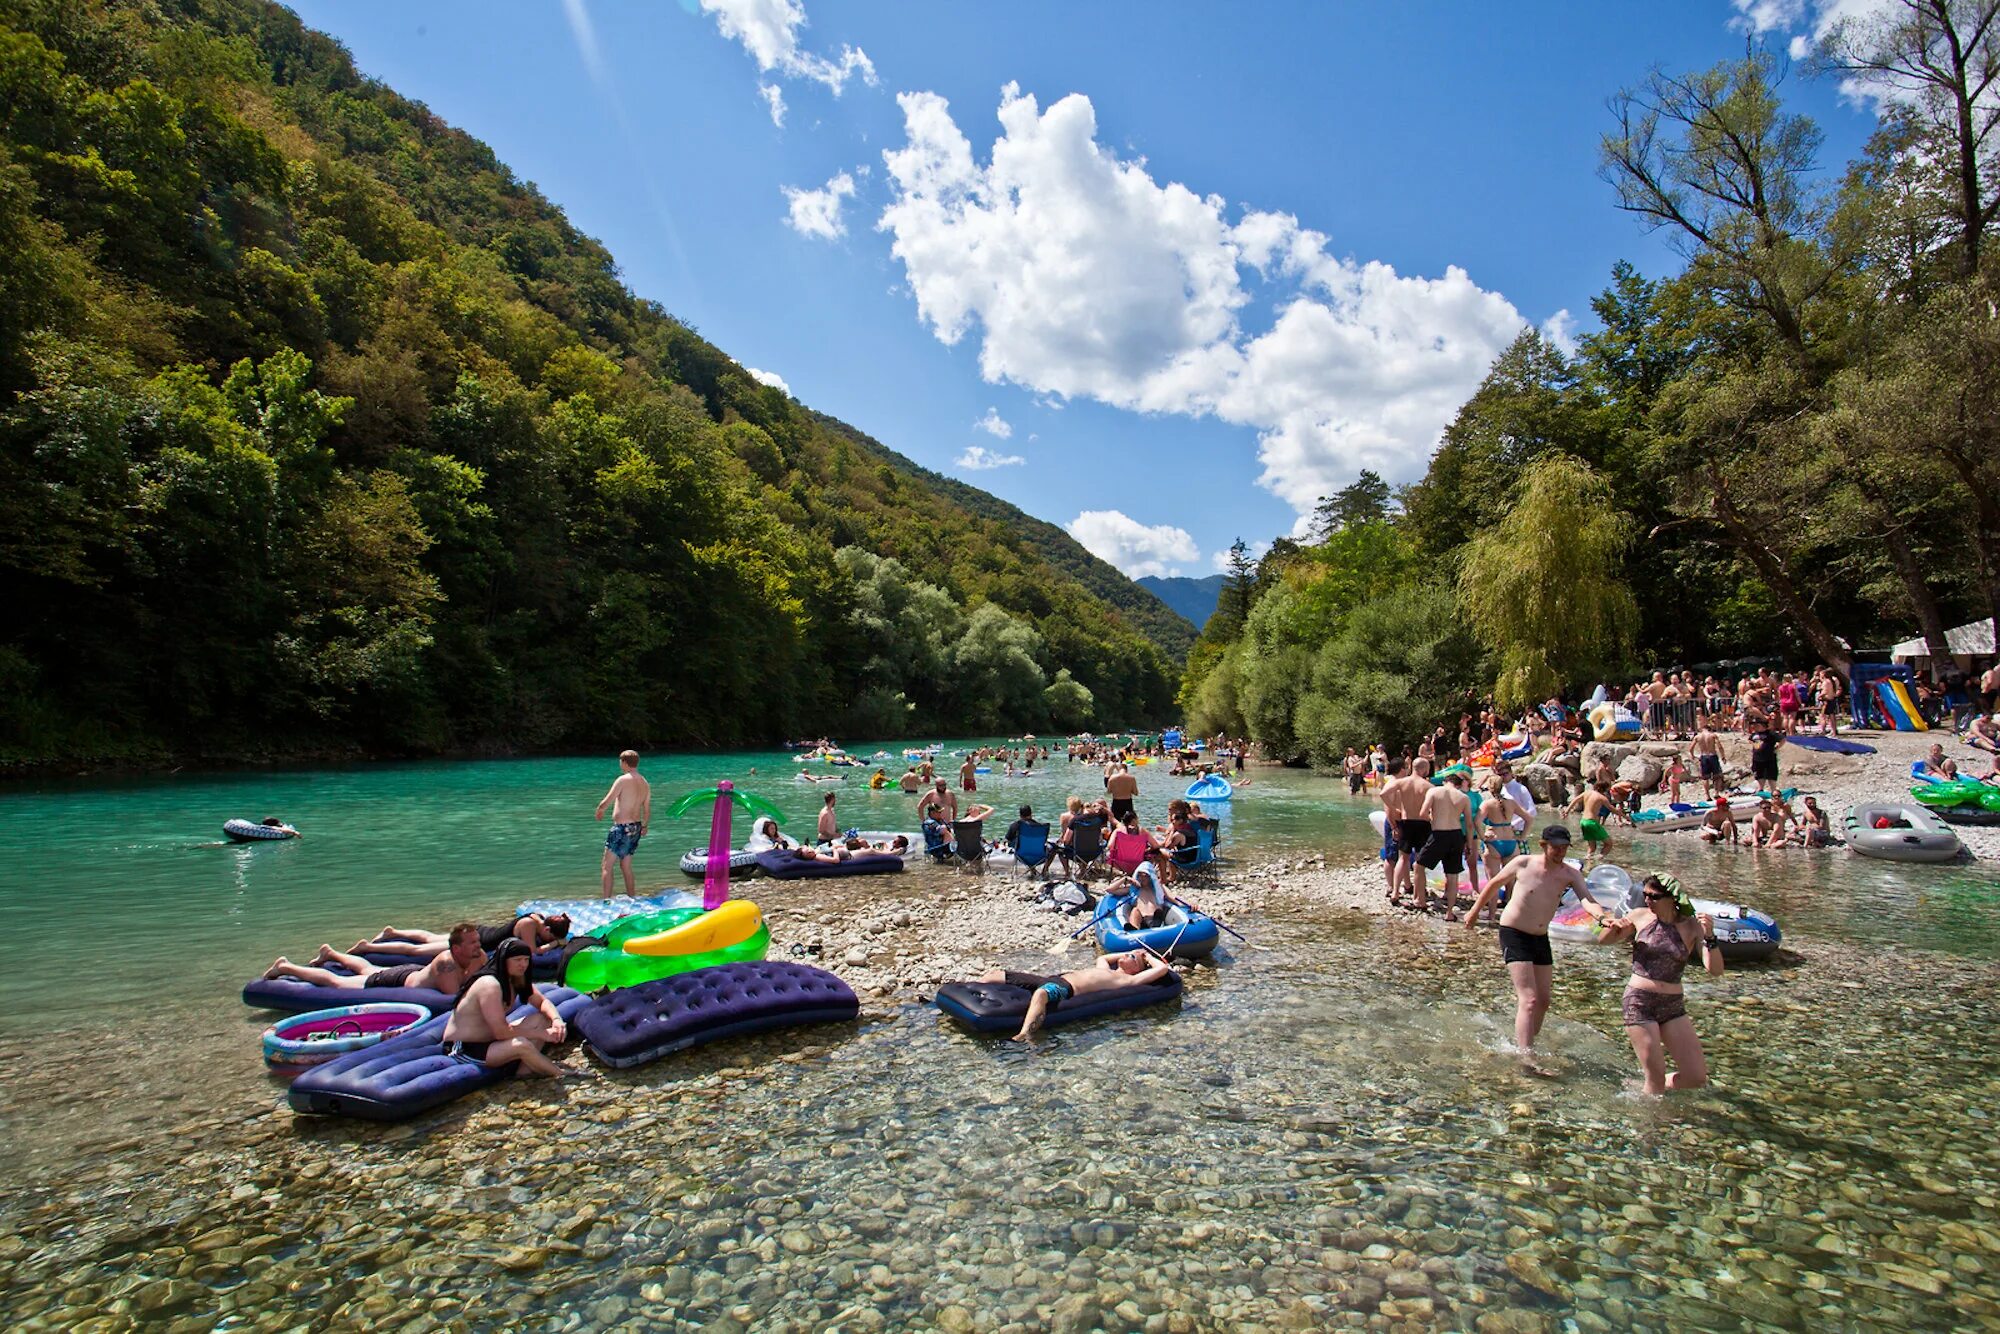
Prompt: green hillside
<box><xmin>0</xmin><ymin>0</ymin><xmax>1182</xmax><ymax>764</ymax></box>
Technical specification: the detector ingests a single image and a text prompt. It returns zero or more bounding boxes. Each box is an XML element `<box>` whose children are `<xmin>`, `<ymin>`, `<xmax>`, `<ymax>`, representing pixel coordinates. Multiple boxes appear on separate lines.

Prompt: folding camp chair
<box><xmin>1055</xmin><ymin>816</ymin><xmax>1106</xmax><ymax>879</ymax></box>
<box><xmin>1007</xmin><ymin>820</ymin><xmax>1053</xmax><ymax>878</ymax></box>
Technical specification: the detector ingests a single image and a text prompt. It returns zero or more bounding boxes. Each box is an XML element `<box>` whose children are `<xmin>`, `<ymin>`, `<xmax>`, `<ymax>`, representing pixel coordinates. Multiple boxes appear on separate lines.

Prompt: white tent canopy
<box><xmin>1890</xmin><ymin>617</ymin><xmax>1996</xmax><ymax>661</ymax></box>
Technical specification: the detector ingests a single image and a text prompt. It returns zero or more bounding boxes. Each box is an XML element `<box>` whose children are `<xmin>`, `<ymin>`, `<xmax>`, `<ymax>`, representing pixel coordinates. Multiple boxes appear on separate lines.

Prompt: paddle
<box><xmin>1159</xmin><ymin>886</ymin><xmax>1266</xmax><ymax>950</ymax></box>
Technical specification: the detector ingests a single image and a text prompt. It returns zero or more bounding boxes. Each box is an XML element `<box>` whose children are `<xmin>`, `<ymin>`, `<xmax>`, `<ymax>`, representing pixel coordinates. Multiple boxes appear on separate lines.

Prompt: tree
<box><xmin>1292</xmin><ymin>585</ymin><xmax>1484</xmax><ymax>764</ymax></box>
<box><xmin>1210</xmin><ymin>538</ymin><xmax>1256</xmax><ymax>639</ymax></box>
<box><xmin>1044</xmin><ymin>667</ymin><xmax>1094</xmax><ymax>731</ymax></box>
<box><xmin>949</xmin><ymin>603</ymin><xmax>1047</xmax><ymax>731</ymax></box>
<box><xmin>1311</xmin><ymin>469</ymin><xmax>1392</xmax><ymax>539</ymax></box>
<box><xmin>1816</xmin><ymin>0</ymin><xmax>2000</xmax><ymax>276</ymax></box>
<box><xmin>1459</xmin><ymin>455</ymin><xmax>1638</xmax><ymax>708</ymax></box>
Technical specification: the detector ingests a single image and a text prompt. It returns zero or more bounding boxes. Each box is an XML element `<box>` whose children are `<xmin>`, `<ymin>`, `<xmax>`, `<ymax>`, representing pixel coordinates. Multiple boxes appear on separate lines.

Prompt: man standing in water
<box><xmin>960</xmin><ymin>754</ymin><xmax>978</xmax><ymax>793</ymax></box>
<box><xmin>595</xmin><ymin>750</ymin><xmax>651</xmax><ymax>898</ymax></box>
<box><xmin>1380</xmin><ymin>757</ymin><xmax>1432</xmax><ymax>909</ymax></box>
<box><xmin>1462</xmin><ymin>826</ymin><xmax>1603</xmax><ymax>1059</ymax></box>
<box><xmin>1416</xmin><ymin>770</ymin><xmax>1472</xmax><ymax>921</ymax></box>
<box><xmin>1105</xmin><ymin>762</ymin><xmax>1140</xmax><ymax>824</ymax></box>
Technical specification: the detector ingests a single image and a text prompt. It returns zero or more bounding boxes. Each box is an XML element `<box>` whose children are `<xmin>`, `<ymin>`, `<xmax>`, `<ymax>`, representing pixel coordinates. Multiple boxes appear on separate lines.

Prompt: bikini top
<box><xmin>1630</xmin><ymin>917</ymin><xmax>1690</xmax><ymax>984</ymax></box>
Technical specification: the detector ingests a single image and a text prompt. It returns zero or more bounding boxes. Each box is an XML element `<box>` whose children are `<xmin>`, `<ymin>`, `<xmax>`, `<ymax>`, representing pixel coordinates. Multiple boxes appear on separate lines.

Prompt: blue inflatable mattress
<box><xmin>754</xmin><ymin>849</ymin><xmax>904</xmax><ymax>879</ymax></box>
<box><xmin>358</xmin><ymin>944</ymin><xmax>567</xmax><ymax>981</ymax></box>
<box><xmin>242</xmin><ymin>970</ymin><xmax>457</xmax><ymax>1016</ymax></box>
<box><xmin>575</xmin><ymin>961</ymin><xmax>859</xmax><ymax>1069</ymax></box>
<box><xmin>934</xmin><ymin>970</ymin><xmax>1183</xmax><ymax>1034</ymax></box>
<box><xmin>287</xmin><ymin>986</ymin><xmax>595</xmax><ymax>1121</ymax></box>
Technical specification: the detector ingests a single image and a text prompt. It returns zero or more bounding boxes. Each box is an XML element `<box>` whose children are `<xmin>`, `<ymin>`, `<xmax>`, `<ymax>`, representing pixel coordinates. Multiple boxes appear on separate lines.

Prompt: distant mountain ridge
<box><xmin>1138</xmin><ymin>576</ymin><xmax>1227</xmax><ymax>630</ymax></box>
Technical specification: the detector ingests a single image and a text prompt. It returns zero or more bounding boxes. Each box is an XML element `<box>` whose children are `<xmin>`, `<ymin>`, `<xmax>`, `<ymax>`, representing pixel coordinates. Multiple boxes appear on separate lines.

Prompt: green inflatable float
<box><xmin>563</xmin><ymin>907</ymin><xmax>771</xmax><ymax>992</ymax></box>
<box><xmin>1913</xmin><ymin>781</ymin><xmax>2000</xmax><ymax>812</ymax></box>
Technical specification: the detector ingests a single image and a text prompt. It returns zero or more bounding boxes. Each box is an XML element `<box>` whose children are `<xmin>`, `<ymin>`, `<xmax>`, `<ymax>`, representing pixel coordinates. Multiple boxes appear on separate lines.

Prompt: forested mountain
<box><xmin>1186</xmin><ymin>34</ymin><xmax>2000</xmax><ymax>765</ymax></box>
<box><xmin>1136</xmin><ymin>576</ymin><xmax>1224</xmax><ymax>632</ymax></box>
<box><xmin>0</xmin><ymin>0</ymin><xmax>1182</xmax><ymax>765</ymax></box>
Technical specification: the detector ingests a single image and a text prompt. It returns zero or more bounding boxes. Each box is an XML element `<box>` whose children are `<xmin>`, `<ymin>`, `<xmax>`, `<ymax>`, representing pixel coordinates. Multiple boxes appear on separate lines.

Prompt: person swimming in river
<box><xmin>975</xmin><ymin>949</ymin><xmax>1175</xmax><ymax>1041</ymax></box>
<box><xmin>265</xmin><ymin>924</ymin><xmax>485</xmax><ymax>993</ymax></box>
<box><xmin>442</xmin><ymin>938</ymin><xmax>568</xmax><ymax>1078</ymax></box>
<box><xmin>1588</xmin><ymin>874</ymin><xmax>1724</xmax><ymax>1095</ymax></box>
<box><xmin>364</xmin><ymin>912</ymin><xmax>570</xmax><ymax>959</ymax></box>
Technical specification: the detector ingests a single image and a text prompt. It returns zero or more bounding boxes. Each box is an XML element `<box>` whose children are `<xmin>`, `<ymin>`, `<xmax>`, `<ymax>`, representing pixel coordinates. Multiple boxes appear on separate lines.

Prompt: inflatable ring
<box><xmin>262</xmin><ymin>1002</ymin><xmax>431</xmax><ymax>1074</ymax></box>
<box><xmin>1589</xmin><ymin>703</ymin><xmax>1641</xmax><ymax>743</ymax></box>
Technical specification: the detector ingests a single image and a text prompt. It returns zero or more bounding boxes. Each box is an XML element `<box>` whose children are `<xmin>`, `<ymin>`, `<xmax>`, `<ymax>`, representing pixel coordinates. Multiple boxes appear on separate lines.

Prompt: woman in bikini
<box><xmin>1591</xmin><ymin>875</ymin><xmax>1724</xmax><ymax>1095</ymax></box>
<box><xmin>1475</xmin><ymin>774</ymin><xmax>1522</xmax><ymax>888</ymax></box>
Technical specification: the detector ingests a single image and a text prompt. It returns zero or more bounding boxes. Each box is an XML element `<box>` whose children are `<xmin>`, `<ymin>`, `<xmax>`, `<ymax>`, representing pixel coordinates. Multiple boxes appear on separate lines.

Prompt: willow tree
<box><xmin>1459</xmin><ymin>455</ymin><xmax>1638</xmax><ymax>709</ymax></box>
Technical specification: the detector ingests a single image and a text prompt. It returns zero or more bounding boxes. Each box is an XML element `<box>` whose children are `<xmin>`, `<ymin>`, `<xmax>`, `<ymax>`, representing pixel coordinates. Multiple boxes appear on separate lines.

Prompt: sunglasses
<box><xmin>1642</xmin><ymin>891</ymin><xmax>1671</xmax><ymax>902</ymax></box>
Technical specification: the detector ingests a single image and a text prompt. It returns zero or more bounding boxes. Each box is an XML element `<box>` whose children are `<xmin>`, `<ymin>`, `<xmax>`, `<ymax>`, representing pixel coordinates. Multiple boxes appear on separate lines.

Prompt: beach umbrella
<box><xmin>665</xmin><ymin>782</ymin><xmax>786</xmax><ymax>910</ymax></box>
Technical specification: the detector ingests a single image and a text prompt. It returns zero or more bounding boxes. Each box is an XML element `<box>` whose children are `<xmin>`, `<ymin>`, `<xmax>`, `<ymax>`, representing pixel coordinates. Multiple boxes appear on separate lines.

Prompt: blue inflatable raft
<box><xmin>1092</xmin><ymin>892</ymin><xmax>1220</xmax><ymax>959</ymax></box>
<box><xmin>1185</xmin><ymin>774</ymin><xmax>1233</xmax><ymax>801</ymax></box>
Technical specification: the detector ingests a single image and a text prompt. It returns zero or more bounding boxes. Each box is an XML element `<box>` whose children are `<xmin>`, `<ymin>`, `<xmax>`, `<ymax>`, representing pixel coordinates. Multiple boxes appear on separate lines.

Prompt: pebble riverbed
<box><xmin>5</xmin><ymin>836</ymin><xmax>2000</xmax><ymax>1333</ymax></box>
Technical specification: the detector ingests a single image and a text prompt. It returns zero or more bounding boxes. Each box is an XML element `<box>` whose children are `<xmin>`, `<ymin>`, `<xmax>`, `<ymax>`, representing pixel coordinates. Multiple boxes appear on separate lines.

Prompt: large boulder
<box><xmin>1516</xmin><ymin>763</ymin><xmax>1570</xmax><ymax>805</ymax></box>
<box><xmin>1617</xmin><ymin>754</ymin><xmax>1666</xmax><ymax>792</ymax></box>
<box><xmin>1581</xmin><ymin>741</ymin><xmax>1637</xmax><ymax>778</ymax></box>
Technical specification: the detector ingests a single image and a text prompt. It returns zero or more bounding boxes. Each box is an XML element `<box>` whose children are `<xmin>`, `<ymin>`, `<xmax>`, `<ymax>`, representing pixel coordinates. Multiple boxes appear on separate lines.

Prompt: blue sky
<box><xmin>288</xmin><ymin>0</ymin><xmax>1879</xmax><ymax>579</ymax></box>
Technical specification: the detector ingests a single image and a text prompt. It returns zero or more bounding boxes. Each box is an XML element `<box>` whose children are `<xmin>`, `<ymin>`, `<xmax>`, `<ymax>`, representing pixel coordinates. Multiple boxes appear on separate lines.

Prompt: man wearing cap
<box><xmin>1461</xmin><ymin>826</ymin><xmax>1603</xmax><ymax>1058</ymax></box>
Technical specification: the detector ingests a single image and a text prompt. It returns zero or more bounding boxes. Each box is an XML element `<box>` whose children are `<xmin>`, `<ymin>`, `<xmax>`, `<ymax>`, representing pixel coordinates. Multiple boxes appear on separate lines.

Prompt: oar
<box><xmin>1162</xmin><ymin>889</ymin><xmax>1266</xmax><ymax>950</ymax></box>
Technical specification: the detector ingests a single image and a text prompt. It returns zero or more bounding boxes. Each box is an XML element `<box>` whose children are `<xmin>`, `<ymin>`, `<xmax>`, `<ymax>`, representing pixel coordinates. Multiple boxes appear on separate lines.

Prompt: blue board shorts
<box><xmin>605</xmin><ymin>822</ymin><xmax>644</xmax><ymax>858</ymax></box>
<box><xmin>1039</xmin><ymin>979</ymin><xmax>1074</xmax><ymax>1007</ymax></box>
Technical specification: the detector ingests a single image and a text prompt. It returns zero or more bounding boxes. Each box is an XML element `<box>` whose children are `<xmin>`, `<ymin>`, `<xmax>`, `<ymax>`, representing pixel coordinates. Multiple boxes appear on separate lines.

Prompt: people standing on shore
<box><xmin>1588</xmin><ymin>875</ymin><xmax>1722</xmax><ymax>1095</ymax></box>
<box><xmin>1692</xmin><ymin>720</ymin><xmax>1726</xmax><ymax>800</ymax></box>
<box><xmin>595</xmin><ymin>750</ymin><xmax>651</xmax><ymax>899</ymax></box>
<box><xmin>1461</xmin><ymin>826</ymin><xmax>1603</xmax><ymax>1060</ymax></box>
<box><xmin>1381</xmin><ymin>757</ymin><xmax>1432</xmax><ymax>910</ymax></box>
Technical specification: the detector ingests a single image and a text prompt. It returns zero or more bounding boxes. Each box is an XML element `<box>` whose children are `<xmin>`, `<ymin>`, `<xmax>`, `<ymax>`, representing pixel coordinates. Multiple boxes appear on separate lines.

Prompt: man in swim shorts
<box><xmin>960</xmin><ymin>755</ymin><xmax>978</xmax><ymax>793</ymax></box>
<box><xmin>265</xmin><ymin>923</ymin><xmax>485</xmax><ymax>993</ymax></box>
<box><xmin>976</xmin><ymin>949</ymin><xmax>1174</xmax><ymax>1041</ymax></box>
<box><xmin>1416</xmin><ymin>770</ymin><xmax>1472</xmax><ymax>920</ymax></box>
<box><xmin>1105</xmin><ymin>763</ymin><xmax>1140</xmax><ymax>823</ymax></box>
<box><xmin>595</xmin><ymin>750</ymin><xmax>651</xmax><ymax>899</ymax></box>
<box><xmin>1380</xmin><ymin>756</ymin><xmax>1432</xmax><ymax>907</ymax></box>
<box><xmin>1461</xmin><ymin>827</ymin><xmax>1602</xmax><ymax>1057</ymax></box>
<box><xmin>1574</xmin><ymin>782</ymin><xmax>1614</xmax><ymax>864</ymax></box>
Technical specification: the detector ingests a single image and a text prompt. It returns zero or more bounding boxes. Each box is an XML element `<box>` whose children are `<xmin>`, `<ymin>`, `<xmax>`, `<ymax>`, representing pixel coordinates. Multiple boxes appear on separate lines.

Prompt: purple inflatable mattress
<box><xmin>575</xmin><ymin>961</ymin><xmax>858</xmax><ymax>1069</ymax></box>
<box><xmin>934</xmin><ymin>970</ymin><xmax>1183</xmax><ymax>1034</ymax></box>
<box><xmin>286</xmin><ymin>986</ymin><xmax>595</xmax><ymax>1122</ymax></box>
<box><xmin>242</xmin><ymin>971</ymin><xmax>458</xmax><ymax>1016</ymax></box>
<box><xmin>754</xmin><ymin>849</ymin><xmax>904</xmax><ymax>880</ymax></box>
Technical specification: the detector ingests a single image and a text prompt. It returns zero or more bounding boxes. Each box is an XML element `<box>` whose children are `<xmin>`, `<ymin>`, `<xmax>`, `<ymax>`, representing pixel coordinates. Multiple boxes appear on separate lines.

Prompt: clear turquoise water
<box><xmin>3</xmin><ymin>750</ymin><xmax>1999</xmax><ymax>1329</ymax></box>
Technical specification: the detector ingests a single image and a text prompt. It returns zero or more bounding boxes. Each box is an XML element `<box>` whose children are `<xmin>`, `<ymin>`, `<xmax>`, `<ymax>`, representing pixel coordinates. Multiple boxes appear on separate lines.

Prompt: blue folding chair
<box><xmin>1008</xmin><ymin>820</ymin><xmax>1052</xmax><ymax>878</ymax></box>
<box><xmin>1170</xmin><ymin>821</ymin><xmax>1219</xmax><ymax>879</ymax></box>
<box><xmin>921</xmin><ymin>819</ymin><xmax>954</xmax><ymax>861</ymax></box>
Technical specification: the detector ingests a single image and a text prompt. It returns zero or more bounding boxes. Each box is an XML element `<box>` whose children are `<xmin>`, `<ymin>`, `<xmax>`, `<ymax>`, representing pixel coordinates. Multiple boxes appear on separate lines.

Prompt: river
<box><xmin>1</xmin><ymin>745</ymin><xmax>1996</xmax><ymax>1329</ymax></box>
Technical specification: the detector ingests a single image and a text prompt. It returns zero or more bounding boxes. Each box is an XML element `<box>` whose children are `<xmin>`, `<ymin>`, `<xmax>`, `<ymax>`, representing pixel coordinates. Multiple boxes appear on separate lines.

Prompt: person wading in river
<box><xmin>1461</xmin><ymin>827</ymin><xmax>1603</xmax><ymax>1061</ymax></box>
<box><xmin>595</xmin><ymin>750</ymin><xmax>651</xmax><ymax>899</ymax></box>
<box><xmin>1380</xmin><ymin>757</ymin><xmax>1432</xmax><ymax>909</ymax></box>
<box><xmin>1588</xmin><ymin>874</ymin><xmax>1723</xmax><ymax>1095</ymax></box>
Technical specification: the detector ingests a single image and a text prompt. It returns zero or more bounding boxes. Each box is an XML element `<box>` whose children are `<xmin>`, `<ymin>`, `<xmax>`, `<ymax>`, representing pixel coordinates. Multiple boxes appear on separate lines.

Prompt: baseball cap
<box><xmin>1540</xmin><ymin>825</ymin><xmax>1573</xmax><ymax>846</ymax></box>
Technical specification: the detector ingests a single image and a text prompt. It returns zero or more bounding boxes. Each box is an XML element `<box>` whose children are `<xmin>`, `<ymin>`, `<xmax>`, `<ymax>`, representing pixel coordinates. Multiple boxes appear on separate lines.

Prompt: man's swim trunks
<box><xmin>1498</xmin><ymin>926</ymin><xmax>1553</xmax><ymax>967</ymax></box>
<box><xmin>605</xmin><ymin>821</ymin><xmax>644</xmax><ymax>858</ymax></box>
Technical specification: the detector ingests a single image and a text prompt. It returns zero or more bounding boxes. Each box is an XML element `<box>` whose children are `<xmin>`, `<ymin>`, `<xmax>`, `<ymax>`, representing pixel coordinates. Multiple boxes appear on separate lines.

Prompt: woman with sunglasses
<box><xmin>1593</xmin><ymin>875</ymin><xmax>1723</xmax><ymax>1095</ymax></box>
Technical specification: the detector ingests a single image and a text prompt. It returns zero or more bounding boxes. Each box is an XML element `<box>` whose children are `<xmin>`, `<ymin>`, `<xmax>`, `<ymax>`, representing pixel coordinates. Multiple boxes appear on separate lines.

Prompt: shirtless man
<box><xmin>898</xmin><ymin>767</ymin><xmax>922</xmax><ymax>794</ymax></box>
<box><xmin>976</xmin><ymin>948</ymin><xmax>1174</xmax><ymax>1041</ymax></box>
<box><xmin>364</xmin><ymin>912</ymin><xmax>571</xmax><ymax>959</ymax></box>
<box><xmin>1573</xmin><ymin>782</ymin><xmax>1615</xmax><ymax>864</ymax></box>
<box><xmin>1344</xmin><ymin>748</ymin><xmax>1367</xmax><ymax>795</ymax></box>
<box><xmin>1461</xmin><ymin>827</ymin><xmax>1604</xmax><ymax>1056</ymax></box>
<box><xmin>917</xmin><ymin>779</ymin><xmax>958</xmax><ymax>827</ymax></box>
<box><xmin>1748</xmin><ymin>799</ymin><xmax>1788</xmax><ymax>848</ymax></box>
<box><xmin>960</xmin><ymin>755</ymin><xmax>978</xmax><ymax>793</ymax></box>
<box><xmin>1699</xmin><ymin>797</ymin><xmax>1739</xmax><ymax>844</ymax></box>
<box><xmin>1416</xmin><ymin>771</ymin><xmax>1472</xmax><ymax>921</ymax></box>
<box><xmin>1380</xmin><ymin>757</ymin><xmax>1433</xmax><ymax>907</ymax></box>
<box><xmin>266</xmin><ymin>923</ymin><xmax>485</xmax><ymax>993</ymax></box>
<box><xmin>817</xmin><ymin>790</ymin><xmax>839</xmax><ymax>842</ymax></box>
<box><xmin>1969</xmin><ymin>714</ymin><xmax>2000</xmax><ymax>756</ymax></box>
<box><xmin>595</xmin><ymin>750</ymin><xmax>651</xmax><ymax>898</ymax></box>
<box><xmin>1105</xmin><ymin>764</ymin><xmax>1141</xmax><ymax>824</ymax></box>
<box><xmin>1689</xmin><ymin>720</ymin><xmax>1725</xmax><ymax>800</ymax></box>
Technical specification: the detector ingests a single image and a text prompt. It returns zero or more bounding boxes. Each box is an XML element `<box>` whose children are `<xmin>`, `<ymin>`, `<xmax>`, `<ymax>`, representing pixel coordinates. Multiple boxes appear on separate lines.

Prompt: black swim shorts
<box><xmin>1416</xmin><ymin>829</ymin><xmax>1466</xmax><ymax>875</ymax></box>
<box><xmin>1110</xmin><ymin>797</ymin><xmax>1136</xmax><ymax>821</ymax></box>
<box><xmin>1698</xmin><ymin>754</ymin><xmax>1722</xmax><ymax>778</ymax></box>
<box><xmin>1396</xmin><ymin>818</ymin><xmax>1432</xmax><ymax>853</ymax></box>
<box><xmin>1498</xmin><ymin>926</ymin><xmax>1553</xmax><ymax>967</ymax></box>
<box><xmin>364</xmin><ymin>964</ymin><xmax>422</xmax><ymax>989</ymax></box>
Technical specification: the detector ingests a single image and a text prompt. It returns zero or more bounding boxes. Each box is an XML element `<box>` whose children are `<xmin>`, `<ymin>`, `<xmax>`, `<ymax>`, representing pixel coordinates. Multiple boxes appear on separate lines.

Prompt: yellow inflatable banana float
<box><xmin>623</xmin><ymin>899</ymin><xmax>764</xmax><ymax>958</ymax></box>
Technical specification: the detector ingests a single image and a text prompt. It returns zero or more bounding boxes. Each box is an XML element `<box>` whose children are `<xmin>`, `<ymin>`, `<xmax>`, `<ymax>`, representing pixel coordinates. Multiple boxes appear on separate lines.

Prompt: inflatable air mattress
<box><xmin>562</xmin><ymin>908</ymin><xmax>771</xmax><ymax>992</ymax></box>
<box><xmin>242</xmin><ymin>971</ymin><xmax>457</xmax><ymax>1016</ymax></box>
<box><xmin>754</xmin><ymin>849</ymin><xmax>904</xmax><ymax>880</ymax></box>
<box><xmin>575</xmin><ymin>961</ymin><xmax>858</xmax><ymax>1068</ymax></box>
<box><xmin>933</xmin><ymin>970</ymin><xmax>1184</xmax><ymax>1034</ymax></box>
<box><xmin>286</xmin><ymin>987</ymin><xmax>594</xmax><ymax>1122</ymax></box>
<box><xmin>1786</xmin><ymin>735</ymin><xmax>1875</xmax><ymax>755</ymax></box>
<box><xmin>516</xmin><ymin>890</ymin><xmax>701</xmax><ymax>938</ymax></box>
<box><xmin>224</xmin><ymin>818</ymin><xmax>296</xmax><ymax>842</ymax></box>
<box><xmin>1092</xmin><ymin>895</ymin><xmax>1220</xmax><ymax>959</ymax></box>
<box><xmin>679</xmin><ymin>847</ymin><xmax>762</xmax><ymax>876</ymax></box>
<box><xmin>1185</xmin><ymin>775</ymin><xmax>1234</xmax><ymax>801</ymax></box>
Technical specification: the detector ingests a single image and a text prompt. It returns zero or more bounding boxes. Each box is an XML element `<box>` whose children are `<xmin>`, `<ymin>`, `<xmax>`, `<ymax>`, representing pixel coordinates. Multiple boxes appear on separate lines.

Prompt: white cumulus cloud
<box><xmin>745</xmin><ymin>366</ymin><xmax>790</xmax><ymax>393</ymax></box>
<box><xmin>877</xmin><ymin>85</ymin><xmax>1527</xmax><ymax>518</ymax></box>
<box><xmin>700</xmin><ymin>0</ymin><xmax>877</xmax><ymax>97</ymax></box>
<box><xmin>782</xmin><ymin>170</ymin><xmax>857</xmax><ymax>239</ymax></box>
<box><xmin>1067</xmin><ymin>510</ymin><xmax>1200</xmax><ymax>579</ymax></box>
<box><xmin>955</xmin><ymin>444</ymin><xmax>1025</xmax><ymax>470</ymax></box>
<box><xmin>974</xmin><ymin>407</ymin><xmax>1013</xmax><ymax>438</ymax></box>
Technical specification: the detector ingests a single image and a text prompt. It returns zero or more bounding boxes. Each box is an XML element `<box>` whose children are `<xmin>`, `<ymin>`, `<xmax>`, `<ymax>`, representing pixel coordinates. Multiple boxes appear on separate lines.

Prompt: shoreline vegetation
<box><xmin>0</xmin><ymin>2</ymin><xmax>1186</xmax><ymax>772</ymax></box>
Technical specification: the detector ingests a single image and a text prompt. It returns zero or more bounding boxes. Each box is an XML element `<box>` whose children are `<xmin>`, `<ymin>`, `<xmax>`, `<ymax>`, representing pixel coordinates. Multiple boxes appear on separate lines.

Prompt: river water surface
<box><xmin>1</xmin><ymin>746</ymin><xmax>1997</xmax><ymax>1330</ymax></box>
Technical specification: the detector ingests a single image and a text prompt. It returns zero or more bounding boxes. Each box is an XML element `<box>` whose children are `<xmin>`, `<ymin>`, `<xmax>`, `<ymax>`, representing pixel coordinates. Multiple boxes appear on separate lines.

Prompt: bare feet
<box><xmin>314</xmin><ymin>943</ymin><xmax>337</xmax><ymax>962</ymax></box>
<box><xmin>353</xmin><ymin>939</ymin><xmax>373</xmax><ymax>953</ymax></box>
<box><xmin>264</xmin><ymin>957</ymin><xmax>288</xmax><ymax>979</ymax></box>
